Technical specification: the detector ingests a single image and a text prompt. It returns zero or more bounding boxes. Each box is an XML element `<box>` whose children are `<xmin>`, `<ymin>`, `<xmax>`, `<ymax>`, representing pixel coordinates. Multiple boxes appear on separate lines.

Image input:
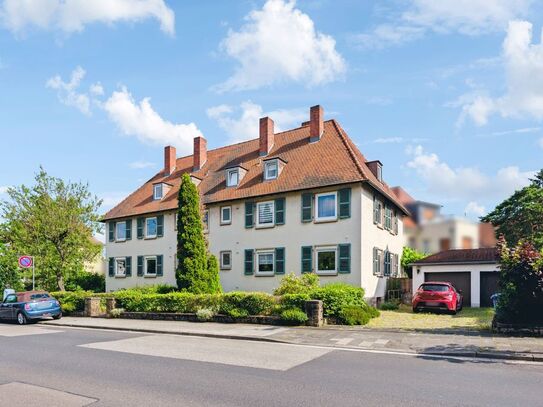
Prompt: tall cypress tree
<box><xmin>176</xmin><ymin>173</ymin><xmax>221</xmax><ymax>293</ymax></box>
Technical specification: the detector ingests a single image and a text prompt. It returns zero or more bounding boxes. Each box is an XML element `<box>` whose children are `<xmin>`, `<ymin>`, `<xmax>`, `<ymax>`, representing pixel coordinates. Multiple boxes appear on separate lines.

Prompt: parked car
<box><xmin>0</xmin><ymin>291</ymin><xmax>62</xmax><ymax>325</ymax></box>
<box><xmin>412</xmin><ymin>282</ymin><xmax>463</xmax><ymax>315</ymax></box>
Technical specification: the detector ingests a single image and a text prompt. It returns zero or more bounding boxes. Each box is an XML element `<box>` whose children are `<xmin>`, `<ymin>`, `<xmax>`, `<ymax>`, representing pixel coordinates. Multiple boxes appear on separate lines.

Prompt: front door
<box><xmin>0</xmin><ymin>294</ymin><xmax>18</xmax><ymax>320</ymax></box>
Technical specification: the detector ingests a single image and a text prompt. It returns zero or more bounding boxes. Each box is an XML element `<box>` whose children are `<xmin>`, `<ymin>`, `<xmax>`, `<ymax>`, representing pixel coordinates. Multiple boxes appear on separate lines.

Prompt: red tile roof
<box><xmin>412</xmin><ymin>248</ymin><xmax>498</xmax><ymax>265</ymax></box>
<box><xmin>103</xmin><ymin>119</ymin><xmax>409</xmax><ymax>220</ymax></box>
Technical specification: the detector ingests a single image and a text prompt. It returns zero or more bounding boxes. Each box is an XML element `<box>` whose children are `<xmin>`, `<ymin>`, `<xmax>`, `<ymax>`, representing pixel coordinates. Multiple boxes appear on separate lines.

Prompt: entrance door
<box><xmin>425</xmin><ymin>272</ymin><xmax>471</xmax><ymax>307</ymax></box>
<box><xmin>480</xmin><ymin>271</ymin><xmax>499</xmax><ymax>307</ymax></box>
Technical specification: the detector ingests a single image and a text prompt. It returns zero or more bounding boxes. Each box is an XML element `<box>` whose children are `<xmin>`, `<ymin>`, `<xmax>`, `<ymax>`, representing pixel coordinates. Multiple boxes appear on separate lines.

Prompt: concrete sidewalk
<box><xmin>42</xmin><ymin>317</ymin><xmax>543</xmax><ymax>362</ymax></box>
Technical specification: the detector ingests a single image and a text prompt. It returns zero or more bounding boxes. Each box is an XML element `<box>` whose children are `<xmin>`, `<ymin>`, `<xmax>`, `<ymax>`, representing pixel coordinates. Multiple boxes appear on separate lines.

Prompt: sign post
<box><xmin>18</xmin><ymin>256</ymin><xmax>34</xmax><ymax>290</ymax></box>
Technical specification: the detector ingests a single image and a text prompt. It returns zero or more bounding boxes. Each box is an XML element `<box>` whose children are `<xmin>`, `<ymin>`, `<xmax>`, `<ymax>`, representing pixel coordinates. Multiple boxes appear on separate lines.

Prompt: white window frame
<box><xmin>153</xmin><ymin>184</ymin><xmax>163</xmax><ymax>200</ymax></box>
<box><xmin>145</xmin><ymin>217</ymin><xmax>157</xmax><ymax>239</ymax></box>
<box><xmin>264</xmin><ymin>160</ymin><xmax>279</xmax><ymax>180</ymax></box>
<box><xmin>315</xmin><ymin>192</ymin><xmax>337</xmax><ymax>222</ymax></box>
<box><xmin>115</xmin><ymin>257</ymin><xmax>127</xmax><ymax>277</ymax></box>
<box><xmin>220</xmin><ymin>206</ymin><xmax>232</xmax><ymax>225</ymax></box>
<box><xmin>203</xmin><ymin>210</ymin><xmax>209</xmax><ymax>233</ymax></box>
<box><xmin>115</xmin><ymin>222</ymin><xmax>127</xmax><ymax>242</ymax></box>
<box><xmin>315</xmin><ymin>246</ymin><xmax>337</xmax><ymax>276</ymax></box>
<box><xmin>226</xmin><ymin>168</ymin><xmax>239</xmax><ymax>187</ymax></box>
<box><xmin>220</xmin><ymin>251</ymin><xmax>232</xmax><ymax>270</ymax></box>
<box><xmin>256</xmin><ymin>200</ymin><xmax>275</xmax><ymax>228</ymax></box>
<box><xmin>255</xmin><ymin>250</ymin><xmax>275</xmax><ymax>276</ymax></box>
<box><xmin>144</xmin><ymin>255</ymin><xmax>157</xmax><ymax>277</ymax></box>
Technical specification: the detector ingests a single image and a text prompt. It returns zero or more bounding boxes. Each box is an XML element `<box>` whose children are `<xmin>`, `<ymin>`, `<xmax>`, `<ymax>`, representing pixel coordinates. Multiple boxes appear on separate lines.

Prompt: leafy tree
<box><xmin>0</xmin><ymin>241</ymin><xmax>23</xmax><ymax>292</ymax></box>
<box><xmin>274</xmin><ymin>272</ymin><xmax>320</xmax><ymax>295</ymax></box>
<box><xmin>176</xmin><ymin>173</ymin><xmax>221</xmax><ymax>293</ymax></box>
<box><xmin>482</xmin><ymin>169</ymin><xmax>543</xmax><ymax>250</ymax></box>
<box><xmin>495</xmin><ymin>236</ymin><xmax>543</xmax><ymax>324</ymax></box>
<box><xmin>0</xmin><ymin>168</ymin><xmax>102</xmax><ymax>291</ymax></box>
<box><xmin>400</xmin><ymin>247</ymin><xmax>426</xmax><ymax>278</ymax></box>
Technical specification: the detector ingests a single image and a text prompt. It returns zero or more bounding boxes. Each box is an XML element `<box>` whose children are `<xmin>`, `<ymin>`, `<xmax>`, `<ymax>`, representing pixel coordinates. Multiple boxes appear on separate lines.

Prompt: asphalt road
<box><xmin>0</xmin><ymin>324</ymin><xmax>542</xmax><ymax>407</ymax></box>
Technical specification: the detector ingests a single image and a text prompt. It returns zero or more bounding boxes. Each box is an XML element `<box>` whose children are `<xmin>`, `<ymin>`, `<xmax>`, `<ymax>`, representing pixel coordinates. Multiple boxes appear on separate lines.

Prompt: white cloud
<box><xmin>100</xmin><ymin>191</ymin><xmax>130</xmax><ymax>209</ymax></box>
<box><xmin>355</xmin><ymin>0</ymin><xmax>532</xmax><ymax>49</ymax></box>
<box><xmin>464</xmin><ymin>201</ymin><xmax>486</xmax><ymax>217</ymax></box>
<box><xmin>103</xmin><ymin>87</ymin><xmax>202</xmax><ymax>154</ymax></box>
<box><xmin>207</xmin><ymin>101</ymin><xmax>306</xmax><ymax>143</ymax></box>
<box><xmin>476</xmin><ymin>126</ymin><xmax>541</xmax><ymax>138</ymax></box>
<box><xmin>216</xmin><ymin>0</ymin><xmax>345</xmax><ymax>91</ymax></box>
<box><xmin>373</xmin><ymin>137</ymin><xmax>404</xmax><ymax>144</ymax></box>
<box><xmin>458</xmin><ymin>20</ymin><xmax>543</xmax><ymax>126</ymax></box>
<box><xmin>46</xmin><ymin>66</ymin><xmax>91</xmax><ymax>115</ymax></box>
<box><xmin>129</xmin><ymin>160</ymin><xmax>155</xmax><ymax>169</ymax></box>
<box><xmin>406</xmin><ymin>145</ymin><xmax>534</xmax><ymax>201</ymax></box>
<box><xmin>90</xmin><ymin>82</ymin><xmax>104</xmax><ymax>96</ymax></box>
<box><xmin>0</xmin><ymin>0</ymin><xmax>174</xmax><ymax>35</ymax></box>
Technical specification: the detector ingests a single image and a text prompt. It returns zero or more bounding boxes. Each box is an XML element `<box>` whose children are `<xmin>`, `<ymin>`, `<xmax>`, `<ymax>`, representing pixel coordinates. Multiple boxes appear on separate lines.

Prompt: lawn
<box><xmin>366</xmin><ymin>305</ymin><xmax>495</xmax><ymax>331</ymax></box>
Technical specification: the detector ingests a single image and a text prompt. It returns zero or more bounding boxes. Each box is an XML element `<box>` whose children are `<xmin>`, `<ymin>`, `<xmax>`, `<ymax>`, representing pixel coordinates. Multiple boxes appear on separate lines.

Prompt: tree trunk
<box><xmin>56</xmin><ymin>273</ymin><xmax>65</xmax><ymax>292</ymax></box>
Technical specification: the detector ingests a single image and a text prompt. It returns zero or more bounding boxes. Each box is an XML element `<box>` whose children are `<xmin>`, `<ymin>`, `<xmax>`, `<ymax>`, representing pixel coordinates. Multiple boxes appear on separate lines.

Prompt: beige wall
<box><xmin>405</xmin><ymin>218</ymin><xmax>479</xmax><ymax>254</ymax></box>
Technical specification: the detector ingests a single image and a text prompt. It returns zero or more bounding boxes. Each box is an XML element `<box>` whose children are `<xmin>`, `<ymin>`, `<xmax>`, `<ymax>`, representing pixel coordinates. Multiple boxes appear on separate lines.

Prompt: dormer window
<box><xmin>226</xmin><ymin>169</ymin><xmax>239</xmax><ymax>187</ymax></box>
<box><xmin>153</xmin><ymin>184</ymin><xmax>163</xmax><ymax>200</ymax></box>
<box><xmin>264</xmin><ymin>160</ymin><xmax>278</xmax><ymax>180</ymax></box>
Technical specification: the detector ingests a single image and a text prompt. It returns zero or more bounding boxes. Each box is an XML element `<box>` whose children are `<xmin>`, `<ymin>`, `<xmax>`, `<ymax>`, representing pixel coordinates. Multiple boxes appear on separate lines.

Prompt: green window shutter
<box><xmin>338</xmin><ymin>188</ymin><xmax>351</xmax><ymax>219</ymax></box>
<box><xmin>157</xmin><ymin>255</ymin><xmax>163</xmax><ymax>276</ymax></box>
<box><xmin>157</xmin><ymin>215</ymin><xmax>164</xmax><ymax>237</ymax></box>
<box><xmin>137</xmin><ymin>217</ymin><xmax>144</xmax><ymax>239</ymax></box>
<box><xmin>275</xmin><ymin>248</ymin><xmax>285</xmax><ymax>274</ymax></box>
<box><xmin>301</xmin><ymin>193</ymin><xmax>313</xmax><ymax>222</ymax></box>
<box><xmin>137</xmin><ymin>256</ymin><xmax>144</xmax><ymax>276</ymax></box>
<box><xmin>108</xmin><ymin>222</ymin><xmax>115</xmax><ymax>242</ymax></box>
<box><xmin>384</xmin><ymin>251</ymin><xmax>391</xmax><ymax>277</ymax></box>
<box><xmin>108</xmin><ymin>258</ymin><xmax>114</xmax><ymax>277</ymax></box>
<box><xmin>125</xmin><ymin>220</ymin><xmax>132</xmax><ymax>240</ymax></box>
<box><xmin>373</xmin><ymin>248</ymin><xmax>379</xmax><ymax>276</ymax></box>
<box><xmin>244</xmin><ymin>249</ymin><xmax>254</xmax><ymax>275</ymax></box>
<box><xmin>301</xmin><ymin>246</ymin><xmax>312</xmax><ymax>273</ymax></box>
<box><xmin>275</xmin><ymin>198</ymin><xmax>285</xmax><ymax>225</ymax></box>
<box><xmin>125</xmin><ymin>256</ymin><xmax>132</xmax><ymax>277</ymax></box>
<box><xmin>393</xmin><ymin>211</ymin><xmax>398</xmax><ymax>234</ymax></box>
<box><xmin>338</xmin><ymin>244</ymin><xmax>351</xmax><ymax>274</ymax></box>
<box><xmin>245</xmin><ymin>201</ymin><xmax>254</xmax><ymax>228</ymax></box>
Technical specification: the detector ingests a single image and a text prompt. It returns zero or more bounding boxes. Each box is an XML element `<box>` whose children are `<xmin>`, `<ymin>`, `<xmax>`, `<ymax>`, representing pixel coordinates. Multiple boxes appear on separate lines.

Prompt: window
<box><xmin>220</xmin><ymin>251</ymin><xmax>232</xmax><ymax>270</ymax></box>
<box><xmin>146</xmin><ymin>217</ymin><xmax>157</xmax><ymax>238</ymax></box>
<box><xmin>145</xmin><ymin>256</ymin><xmax>157</xmax><ymax>276</ymax></box>
<box><xmin>256</xmin><ymin>251</ymin><xmax>274</xmax><ymax>276</ymax></box>
<box><xmin>220</xmin><ymin>206</ymin><xmax>232</xmax><ymax>225</ymax></box>
<box><xmin>153</xmin><ymin>184</ymin><xmax>163</xmax><ymax>200</ymax></box>
<box><xmin>423</xmin><ymin>240</ymin><xmax>430</xmax><ymax>254</ymax></box>
<box><xmin>4</xmin><ymin>294</ymin><xmax>17</xmax><ymax>303</ymax></box>
<box><xmin>115</xmin><ymin>258</ymin><xmax>126</xmax><ymax>276</ymax></box>
<box><xmin>316</xmin><ymin>246</ymin><xmax>337</xmax><ymax>275</ymax></box>
<box><xmin>264</xmin><ymin>160</ymin><xmax>278</xmax><ymax>180</ymax></box>
<box><xmin>439</xmin><ymin>238</ymin><xmax>451</xmax><ymax>251</ymax></box>
<box><xmin>226</xmin><ymin>169</ymin><xmax>239</xmax><ymax>187</ymax></box>
<box><xmin>315</xmin><ymin>192</ymin><xmax>337</xmax><ymax>222</ymax></box>
<box><xmin>256</xmin><ymin>201</ymin><xmax>274</xmax><ymax>227</ymax></box>
<box><xmin>203</xmin><ymin>210</ymin><xmax>209</xmax><ymax>232</ymax></box>
<box><xmin>116</xmin><ymin>222</ymin><xmax>127</xmax><ymax>241</ymax></box>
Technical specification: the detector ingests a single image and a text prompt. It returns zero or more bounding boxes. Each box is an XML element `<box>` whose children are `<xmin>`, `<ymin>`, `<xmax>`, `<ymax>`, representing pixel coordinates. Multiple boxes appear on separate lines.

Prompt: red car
<box><xmin>412</xmin><ymin>282</ymin><xmax>463</xmax><ymax>314</ymax></box>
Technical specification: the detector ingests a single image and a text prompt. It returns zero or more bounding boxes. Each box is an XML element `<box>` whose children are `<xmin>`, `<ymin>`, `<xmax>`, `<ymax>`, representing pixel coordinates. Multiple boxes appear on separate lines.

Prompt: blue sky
<box><xmin>0</xmin><ymin>0</ymin><xmax>542</xmax><ymax>220</ymax></box>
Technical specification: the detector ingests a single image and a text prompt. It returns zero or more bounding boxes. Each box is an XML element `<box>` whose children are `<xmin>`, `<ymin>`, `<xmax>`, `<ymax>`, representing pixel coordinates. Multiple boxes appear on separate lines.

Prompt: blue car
<box><xmin>0</xmin><ymin>291</ymin><xmax>62</xmax><ymax>325</ymax></box>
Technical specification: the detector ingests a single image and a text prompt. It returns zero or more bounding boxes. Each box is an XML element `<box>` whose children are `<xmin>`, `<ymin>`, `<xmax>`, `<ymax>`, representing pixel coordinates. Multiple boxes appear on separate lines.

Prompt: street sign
<box><xmin>18</xmin><ymin>255</ymin><xmax>33</xmax><ymax>269</ymax></box>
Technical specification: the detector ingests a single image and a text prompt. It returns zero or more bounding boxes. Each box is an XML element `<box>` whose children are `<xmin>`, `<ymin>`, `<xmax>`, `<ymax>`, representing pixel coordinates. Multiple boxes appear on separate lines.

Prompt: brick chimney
<box><xmin>259</xmin><ymin>117</ymin><xmax>274</xmax><ymax>156</ymax></box>
<box><xmin>193</xmin><ymin>136</ymin><xmax>207</xmax><ymax>171</ymax></box>
<box><xmin>309</xmin><ymin>105</ymin><xmax>323</xmax><ymax>142</ymax></box>
<box><xmin>164</xmin><ymin>146</ymin><xmax>176</xmax><ymax>175</ymax></box>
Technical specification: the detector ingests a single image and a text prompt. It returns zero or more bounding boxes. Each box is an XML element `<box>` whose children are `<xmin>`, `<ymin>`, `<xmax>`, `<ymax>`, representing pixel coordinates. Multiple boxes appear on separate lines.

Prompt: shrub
<box><xmin>339</xmin><ymin>305</ymin><xmax>379</xmax><ymax>325</ymax></box>
<box><xmin>380</xmin><ymin>301</ymin><xmax>399</xmax><ymax>311</ymax></box>
<box><xmin>226</xmin><ymin>308</ymin><xmax>249</xmax><ymax>318</ymax></box>
<box><xmin>273</xmin><ymin>272</ymin><xmax>320</xmax><ymax>295</ymax></box>
<box><xmin>280</xmin><ymin>293</ymin><xmax>310</xmax><ymax>311</ymax></box>
<box><xmin>51</xmin><ymin>291</ymin><xmax>90</xmax><ymax>313</ymax></box>
<box><xmin>309</xmin><ymin>283</ymin><xmax>366</xmax><ymax>318</ymax></box>
<box><xmin>109</xmin><ymin>308</ymin><xmax>124</xmax><ymax>318</ymax></box>
<box><xmin>220</xmin><ymin>292</ymin><xmax>276</xmax><ymax>316</ymax></box>
<box><xmin>280</xmin><ymin>308</ymin><xmax>308</xmax><ymax>325</ymax></box>
<box><xmin>119</xmin><ymin>284</ymin><xmax>178</xmax><ymax>294</ymax></box>
<box><xmin>65</xmin><ymin>272</ymin><xmax>105</xmax><ymax>293</ymax></box>
<box><xmin>196</xmin><ymin>307</ymin><xmax>215</xmax><ymax>321</ymax></box>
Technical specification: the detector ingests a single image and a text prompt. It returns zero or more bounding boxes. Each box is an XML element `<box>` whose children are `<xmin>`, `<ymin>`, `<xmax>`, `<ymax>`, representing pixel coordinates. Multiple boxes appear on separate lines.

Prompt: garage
<box><xmin>480</xmin><ymin>271</ymin><xmax>499</xmax><ymax>307</ymax></box>
<box><xmin>425</xmin><ymin>272</ymin><xmax>471</xmax><ymax>307</ymax></box>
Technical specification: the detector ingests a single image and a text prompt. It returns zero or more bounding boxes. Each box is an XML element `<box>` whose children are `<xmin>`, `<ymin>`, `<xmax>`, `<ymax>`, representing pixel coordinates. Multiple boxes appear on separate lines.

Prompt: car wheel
<box><xmin>412</xmin><ymin>307</ymin><xmax>419</xmax><ymax>313</ymax></box>
<box><xmin>16</xmin><ymin>312</ymin><xmax>27</xmax><ymax>325</ymax></box>
<box><xmin>53</xmin><ymin>312</ymin><xmax>62</xmax><ymax>320</ymax></box>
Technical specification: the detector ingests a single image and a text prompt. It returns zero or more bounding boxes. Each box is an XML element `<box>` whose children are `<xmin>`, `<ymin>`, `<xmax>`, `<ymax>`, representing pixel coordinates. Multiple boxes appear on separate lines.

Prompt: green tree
<box><xmin>176</xmin><ymin>173</ymin><xmax>221</xmax><ymax>293</ymax></box>
<box><xmin>0</xmin><ymin>241</ymin><xmax>23</xmax><ymax>292</ymax></box>
<box><xmin>401</xmin><ymin>247</ymin><xmax>426</xmax><ymax>278</ymax></box>
<box><xmin>482</xmin><ymin>169</ymin><xmax>543</xmax><ymax>249</ymax></box>
<box><xmin>0</xmin><ymin>168</ymin><xmax>102</xmax><ymax>291</ymax></box>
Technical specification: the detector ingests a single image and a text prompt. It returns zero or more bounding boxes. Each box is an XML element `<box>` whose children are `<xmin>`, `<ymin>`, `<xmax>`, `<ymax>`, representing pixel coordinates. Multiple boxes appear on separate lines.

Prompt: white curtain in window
<box><xmin>258</xmin><ymin>202</ymin><xmax>274</xmax><ymax>224</ymax></box>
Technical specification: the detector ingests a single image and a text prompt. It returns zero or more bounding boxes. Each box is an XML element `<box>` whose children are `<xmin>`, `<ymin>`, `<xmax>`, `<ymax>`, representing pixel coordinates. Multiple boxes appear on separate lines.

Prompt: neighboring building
<box><xmin>84</xmin><ymin>237</ymin><xmax>106</xmax><ymax>275</ymax></box>
<box><xmin>411</xmin><ymin>248</ymin><xmax>499</xmax><ymax>307</ymax></box>
<box><xmin>391</xmin><ymin>186</ymin><xmax>496</xmax><ymax>254</ymax></box>
<box><xmin>103</xmin><ymin>105</ymin><xmax>408</xmax><ymax>302</ymax></box>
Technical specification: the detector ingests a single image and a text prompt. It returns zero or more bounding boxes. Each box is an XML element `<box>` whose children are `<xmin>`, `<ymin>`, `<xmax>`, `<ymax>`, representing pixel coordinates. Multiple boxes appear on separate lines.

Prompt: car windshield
<box><xmin>30</xmin><ymin>293</ymin><xmax>50</xmax><ymax>300</ymax></box>
<box><xmin>420</xmin><ymin>284</ymin><xmax>449</xmax><ymax>292</ymax></box>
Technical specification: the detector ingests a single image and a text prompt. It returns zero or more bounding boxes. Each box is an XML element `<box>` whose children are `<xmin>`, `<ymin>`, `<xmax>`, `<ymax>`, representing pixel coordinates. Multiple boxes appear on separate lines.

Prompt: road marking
<box><xmin>0</xmin><ymin>325</ymin><xmax>62</xmax><ymax>337</ymax></box>
<box><xmin>330</xmin><ymin>337</ymin><xmax>355</xmax><ymax>346</ymax></box>
<box><xmin>0</xmin><ymin>382</ymin><xmax>97</xmax><ymax>406</ymax></box>
<box><xmin>79</xmin><ymin>334</ymin><xmax>332</xmax><ymax>371</ymax></box>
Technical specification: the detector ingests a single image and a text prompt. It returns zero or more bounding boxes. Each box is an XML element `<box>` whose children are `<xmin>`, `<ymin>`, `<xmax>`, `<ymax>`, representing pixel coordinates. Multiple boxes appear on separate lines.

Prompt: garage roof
<box><xmin>412</xmin><ymin>248</ymin><xmax>498</xmax><ymax>265</ymax></box>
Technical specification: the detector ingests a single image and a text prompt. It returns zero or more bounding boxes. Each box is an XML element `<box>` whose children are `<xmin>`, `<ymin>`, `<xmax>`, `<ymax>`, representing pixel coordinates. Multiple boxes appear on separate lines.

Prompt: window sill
<box><xmin>144</xmin><ymin>274</ymin><xmax>157</xmax><ymax>278</ymax></box>
<box><xmin>115</xmin><ymin>239</ymin><xmax>127</xmax><ymax>243</ymax></box>
<box><xmin>220</xmin><ymin>267</ymin><xmax>232</xmax><ymax>271</ymax></box>
<box><xmin>114</xmin><ymin>275</ymin><xmax>126</xmax><ymax>279</ymax></box>
<box><xmin>255</xmin><ymin>273</ymin><xmax>275</xmax><ymax>277</ymax></box>
<box><xmin>314</xmin><ymin>217</ymin><xmax>338</xmax><ymax>224</ymax></box>
<box><xmin>144</xmin><ymin>236</ymin><xmax>157</xmax><ymax>240</ymax></box>
<box><xmin>255</xmin><ymin>223</ymin><xmax>274</xmax><ymax>229</ymax></box>
<box><xmin>220</xmin><ymin>222</ymin><xmax>232</xmax><ymax>226</ymax></box>
<box><xmin>316</xmin><ymin>271</ymin><xmax>338</xmax><ymax>276</ymax></box>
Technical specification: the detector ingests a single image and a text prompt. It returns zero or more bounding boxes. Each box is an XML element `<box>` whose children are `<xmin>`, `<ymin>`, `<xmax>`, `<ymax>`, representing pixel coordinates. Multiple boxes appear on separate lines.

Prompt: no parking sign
<box><xmin>18</xmin><ymin>255</ymin><xmax>33</xmax><ymax>268</ymax></box>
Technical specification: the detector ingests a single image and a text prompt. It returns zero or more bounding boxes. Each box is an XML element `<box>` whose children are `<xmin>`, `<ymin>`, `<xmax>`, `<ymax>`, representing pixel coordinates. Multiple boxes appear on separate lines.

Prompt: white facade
<box><xmin>105</xmin><ymin>182</ymin><xmax>404</xmax><ymax>301</ymax></box>
<box><xmin>412</xmin><ymin>262</ymin><xmax>499</xmax><ymax>308</ymax></box>
<box><xmin>406</xmin><ymin>217</ymin><xmax>479</xmax><ymax>254</ymax></box>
